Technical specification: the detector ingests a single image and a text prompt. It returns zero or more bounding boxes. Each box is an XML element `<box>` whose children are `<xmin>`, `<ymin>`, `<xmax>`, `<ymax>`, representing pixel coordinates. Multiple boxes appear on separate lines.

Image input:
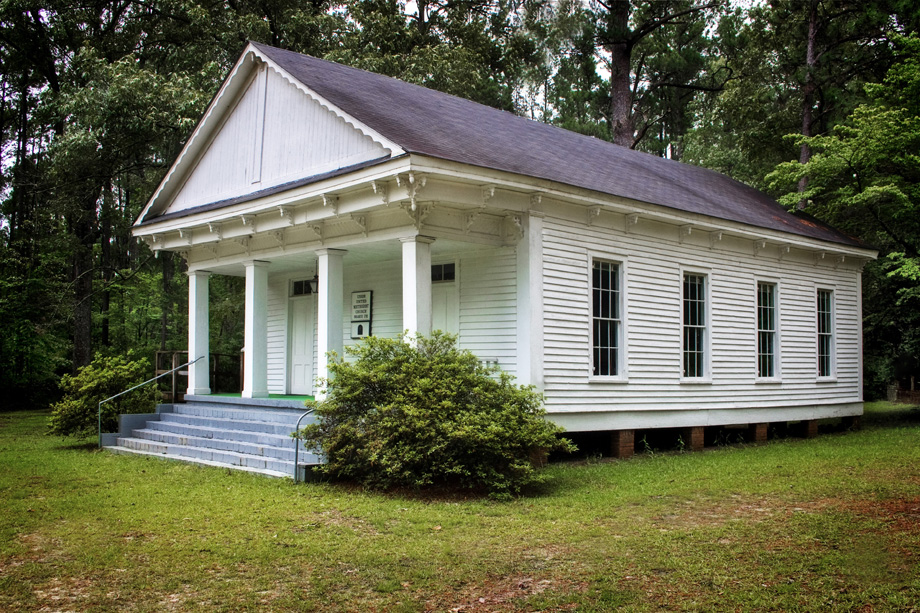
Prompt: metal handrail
<box><xmin>293</xmin><ymin>408</ymin><xmax>316</xmax><ymax>483</ymax></box>
<box><xmin>97</xmin><ymin>356</ymin><xmax>204</xmax><ymax>448</ymax></box>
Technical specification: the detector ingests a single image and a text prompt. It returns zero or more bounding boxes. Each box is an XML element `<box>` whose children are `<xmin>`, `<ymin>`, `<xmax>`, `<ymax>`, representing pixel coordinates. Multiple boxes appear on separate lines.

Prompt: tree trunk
<box><xmin>607</xmin><ymin>1</ymin><xmax>634</xmax><ymax>148</ymax></box>
<box><xmin>71</xmin><ymin>189</ymin><xmax>101</xmax><ymax>370</ymax></box>
<box><xmin>100</xmin><ymin>185</ymin><xmax>113</xmax><ymax>348</ymax></box>
<box><xmin>797</xmin><ymin>0</ymin><xmax>818</xmax><ymax>210</ymax></box>
<box><xmin>72</xmin><ymin>234</ymin><xmax>95</xmax><ymax>369</ymax></box>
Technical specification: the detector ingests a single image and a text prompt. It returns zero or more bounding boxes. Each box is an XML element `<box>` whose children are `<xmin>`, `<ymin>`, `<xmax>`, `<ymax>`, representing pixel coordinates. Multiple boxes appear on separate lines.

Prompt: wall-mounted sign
<box><xmin>352</xmin><ymin>291</ymin><xmax>372</xmax><ymax>321</ymax></box>
<box><xmin>351</xmin><ymin>291</ymin><xmax>372</xmax><ymax>339</ymax></box>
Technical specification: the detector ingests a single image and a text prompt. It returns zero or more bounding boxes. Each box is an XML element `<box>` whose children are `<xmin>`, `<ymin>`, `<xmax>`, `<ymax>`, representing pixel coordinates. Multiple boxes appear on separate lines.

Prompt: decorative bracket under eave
<box><xmin>208</xmin><ymin>222</ymin><xmax>223</xmax><ymax>240</ymax></box>
<box><xmin>350</xmin><ymin>214</ymin><xmax>367</xmax><ymax>238</ymax></box>
<box><xmin>145</xmin><ymin>234</ymin><xmax>163</xmax><ymax>251</ymax></box>
<box><xmin>278</xmin><ymin>206</ymin><xmax>294</xmax><ymax>227</ymax></box>
<box><xmin>309</xmin><ymin>223</ymin><xmax>324</xmax><ymax>245</ymax></box>
<box><xmin>679</xmin><ymin>225</ymin><xmax>693</xmax><ymax>244</ymax></box>
<box><xmin>235</xmin><ymin>236</ymin><xmax>251</xmax><ymax>256</ymax></box>
<box><xmin>709</xmin><ymin>231</ymin><xmax>723</xmax><ymax>250</ymax></box>
<box><xmin>178</xmin><ymin>228</ymin><xmax>193</xmax><ymax>246</ymax></box>
<box><xmin>464</xmin><ymin>212</ymin><xmax>479</xmax><ymax>235</ymax></box>
<box><xmin>814</xmin><ymin>251</ymin><xmax>827</xmax><ymax>266</ymax></box>
<box><xmin>204</xmin><ymin>244</ymin><xmax>219</xmax><ymax>259</ymax></box>
<box><xmin>778</xmin><ymin>244</ymin><xmax>792</xmax><ymax>261</ymax></box>
<box><xmin>588</xmin><ymin>206</ymin><xmax>602</xmax><ymax>226</ymax></box>
<box><xmin>754</xmin><ymin>239</ymin><xmax>768</xmax><ymax>256</ymax></box>
<box><xmin>401</xmin><ymin>201</ymin><xmax>432</xmax><ymax>231</ymax></box>
<box><xmin>834</xmin><ymin>254</ymin><xmax>846</xmax><ymax>269</ymax></box>
<box><xmin>397</xmin><ymin>172</ymin><xmax>427</xmax><ymax>211</ymax></box>
<box><xmin>371</xmin><ymin>180</ymin><xmax>389</xmax><ymax>206</ymax></box>
<box><xmin>504</xmin><ymin>213</ymin><xmax>524</xmax><ymax>242</ymax></box>
<box><xmin>240</xmin><ymin>214</ymin><xmax>256</xmax><ymax>232</ymax></box>
<box><xmin>270</xmin><ymin>229</ymin><xmax>286</xmax><ymax>251</ymax></box>
<box><xmin>480</xmin><ymin>184</ymin><xmax>496</xmax><ymax>209</ymax></box>
<box><xmin>625</xmin><ymin>213</ymin><xmax>640</xmax><ymax>233</ymax></box>
<box><xmin>322</xmin><ymin>194</ymin><xmax>339</xmax><ymax>216</ymax></box>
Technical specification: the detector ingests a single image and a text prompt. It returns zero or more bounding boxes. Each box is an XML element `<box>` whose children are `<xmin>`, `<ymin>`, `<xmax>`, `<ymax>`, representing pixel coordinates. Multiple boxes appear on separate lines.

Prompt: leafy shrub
<box><xmin>299</xmin><ymin>332</ymin><xmax>575</xmax><ymax>498</ymax></box>
<box><xmin>48</xmin><ymin>353</ymin><xmax>158</xmax><ymax>437</ymax></box>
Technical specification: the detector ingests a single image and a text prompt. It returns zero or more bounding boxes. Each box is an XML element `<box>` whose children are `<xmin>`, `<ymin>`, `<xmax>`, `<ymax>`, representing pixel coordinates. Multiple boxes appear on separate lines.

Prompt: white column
<box><xmin>242</xmin><ymin>260</ymin><xmax>270</xmax><ymax>398</ymax></box>
<box><xmin>401</xmin><ymin>236</ymin><xmax>434</xmax><ymax>338</ymax></box>
<box><xmin>316</xmin><ymin>249</ymin><xmax>346</xmax><ymax>397</ymax></box>
<box><xmin>187</xmin><ymin>270</ymin><xmax>211</xmax><ymax>396</ymax></box>
<box><xmin>516</xmin><ymin>212</ymin><xmax>545</xmax><ymax>388</ymax></box>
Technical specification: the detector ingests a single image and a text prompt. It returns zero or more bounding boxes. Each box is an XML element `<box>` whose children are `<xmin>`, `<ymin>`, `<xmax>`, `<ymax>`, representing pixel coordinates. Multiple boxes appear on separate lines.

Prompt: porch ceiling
<box><xmin>200</xmin><ymin>236</ymin><xmax>493</xmax><ymax>277</ymax></box>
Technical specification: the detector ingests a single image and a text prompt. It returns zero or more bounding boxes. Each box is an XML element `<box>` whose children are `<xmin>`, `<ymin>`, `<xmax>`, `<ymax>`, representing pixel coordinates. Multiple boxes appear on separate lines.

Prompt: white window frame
<box><xmin>816</xmin><ymin>286</ymin><xmax>836</xmax><ymax>381</ymax></box>
<box><xmin>680</xmin><ymin>266</ymin><xmax>712</xmax><ymax>383</ymax></box>
<box><xmin>589</xmin><ymin>253</ymin><xmax>628</xmax><ymax>382</ymax></box>
<box><xmin>755</xmin><ymin>278</ymin><xmax>782</xmax><ymax>382</ymax></box>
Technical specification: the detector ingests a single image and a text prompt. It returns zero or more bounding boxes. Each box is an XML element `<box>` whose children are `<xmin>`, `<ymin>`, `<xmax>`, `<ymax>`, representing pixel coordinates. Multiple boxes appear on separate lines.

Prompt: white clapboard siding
<box><xmin>458</xmin><ymin>248</ymin><xmax>518</xmax><ymax>375</ymax></box>
<box><xmin>164</xmin><ymin>66</ymin><xmax>387</xmax><ymax>216</ymax></box>
<box><xmin>542</xmin><ymin>214</ymin><xmax>863</xmax><ymax>414</ymax></box>
<box><xmin>342</xmin><ymin>259</ymin><xmax>403</xmax><ymax>355</ymax></box>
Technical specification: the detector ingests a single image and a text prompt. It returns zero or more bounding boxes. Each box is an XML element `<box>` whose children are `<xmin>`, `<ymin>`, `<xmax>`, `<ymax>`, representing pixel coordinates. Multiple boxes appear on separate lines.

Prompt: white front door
<box><xmin>432</xmin><ymin>281</ymin><xmax>459</xmax><ymax>335</ymax></box>
<box><xmin>289</xmin><ymin>296</ymin><xmax>314</xmax><ymax>395</ymax></box>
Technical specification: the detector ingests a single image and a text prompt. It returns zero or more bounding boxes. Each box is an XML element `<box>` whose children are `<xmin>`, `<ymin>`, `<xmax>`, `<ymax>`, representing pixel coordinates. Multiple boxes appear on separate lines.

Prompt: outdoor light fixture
<box><xmin>308</xmin><ymin>273</ymin><xmax>318</xmax><ymax>294</ymax></box>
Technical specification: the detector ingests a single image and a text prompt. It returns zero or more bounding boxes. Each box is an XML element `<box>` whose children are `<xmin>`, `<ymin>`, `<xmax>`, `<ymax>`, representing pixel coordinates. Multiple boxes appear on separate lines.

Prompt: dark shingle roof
<box><xmin>251</xmin><ymin>42</ymin><xmax>861</xmax><ymax>247</ymax></box>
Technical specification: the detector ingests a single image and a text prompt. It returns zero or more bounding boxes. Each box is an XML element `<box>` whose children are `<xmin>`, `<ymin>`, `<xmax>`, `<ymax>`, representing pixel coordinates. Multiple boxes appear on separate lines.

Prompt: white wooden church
<box><xmin>130</xmin><ymin>42</ymin><xmax>876</xmax><ymax>461</ymax></box>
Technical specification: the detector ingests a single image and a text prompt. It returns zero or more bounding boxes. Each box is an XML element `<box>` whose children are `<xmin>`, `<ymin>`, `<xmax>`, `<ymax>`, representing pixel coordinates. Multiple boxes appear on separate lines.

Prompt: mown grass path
<box><xmin>1</xmin><ymin>403</ymin><xmax>918</xmax><ymax>611</ymax></box>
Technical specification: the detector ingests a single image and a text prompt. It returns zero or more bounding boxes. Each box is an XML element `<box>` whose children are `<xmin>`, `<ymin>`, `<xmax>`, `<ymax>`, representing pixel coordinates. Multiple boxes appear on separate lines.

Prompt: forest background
<box><xmin>1</xmin><ymin>0</ymin><xmax>918</xmax><ymax>408</ymax></box>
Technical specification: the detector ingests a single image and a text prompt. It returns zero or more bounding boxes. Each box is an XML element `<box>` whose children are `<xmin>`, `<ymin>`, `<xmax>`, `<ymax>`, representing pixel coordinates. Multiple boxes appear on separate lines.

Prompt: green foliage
<box><xmin>768</xmin><ymin>35</ymin><xmax>920</xmax><ymax>395</ymax></box>
<box><xmin>300</xmin><ymin>333</ymin><xmax>575</xmax><ymax>498</ymax></box>
<box><xmin>48</xmin><ymin>353</ymin><xmax>157</xmax><ymax>438</ymax></box>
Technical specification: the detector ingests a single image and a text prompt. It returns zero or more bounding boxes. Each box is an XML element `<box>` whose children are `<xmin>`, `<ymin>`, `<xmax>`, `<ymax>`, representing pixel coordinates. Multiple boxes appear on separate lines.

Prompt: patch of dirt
<box><xmin>420</xmin><ymin>544</ymin><xmax>582</xmax><ymax>612</ymax></box>
<box><xmin>33</xmin><ymin>576</ymin><xmax>93</xmax><ymax>612</ymax></box>
<box><xmin>308</xmin><ymin>508</ymin><xmax>381</xmax><ymax>535</ymax></box>
<box><xmin>426</xmin><ymin>574</ymin><xmax>584</xmax><ymax>612</ymax></box>
<box><xmin>838</xmin><ymin>496</ymin><xmax>920</xmax><ymax>533</ymax></box>
<box><xmin>649</xmin><ymin>496</ymin><xmax>789</xmax><ymax>530</ymax></box>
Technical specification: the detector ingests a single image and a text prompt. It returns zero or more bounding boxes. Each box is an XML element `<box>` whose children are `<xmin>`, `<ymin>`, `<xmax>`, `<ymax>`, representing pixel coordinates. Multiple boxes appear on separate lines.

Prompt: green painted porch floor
<box><xmin>210</xmin><ymin>393</ymin><xmax>314</xmax><ymax>402</ymax></box>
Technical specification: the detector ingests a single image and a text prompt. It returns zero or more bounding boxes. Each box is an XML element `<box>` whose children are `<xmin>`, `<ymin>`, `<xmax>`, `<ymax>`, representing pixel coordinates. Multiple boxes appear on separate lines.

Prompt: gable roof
<box><xmin>143</xmin><ymin>41</ymin><xmax>863</xmax><ymax>248</ymax></box>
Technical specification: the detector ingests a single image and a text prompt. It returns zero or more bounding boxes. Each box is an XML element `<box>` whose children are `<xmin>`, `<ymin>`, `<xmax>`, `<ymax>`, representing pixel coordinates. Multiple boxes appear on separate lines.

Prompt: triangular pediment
<box><xmin>141</xmin><ymin>49</ymin><xmax>398</xmax><ymax>221</ymax></box>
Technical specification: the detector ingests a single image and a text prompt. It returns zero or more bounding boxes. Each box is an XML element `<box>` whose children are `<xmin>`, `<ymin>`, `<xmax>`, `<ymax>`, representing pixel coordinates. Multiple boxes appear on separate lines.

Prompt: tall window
<box><xmin>757</xmin><ymin>282</ymin><xmax>777</xmax><ymax>378</ymax></box>
<box><xmin>683</xmin><ymin>273</ymin><xmax>707</xmax><ymax>378</ymax></box>
<box><xmin>817</xmin><ymin>289</ymin><xmax>834</xmax><ymax>377</ymax></box>
<box><xmin>592</xmin><ymin>260</ymin><xmax>620</xmax><ymax>376</ymax></box>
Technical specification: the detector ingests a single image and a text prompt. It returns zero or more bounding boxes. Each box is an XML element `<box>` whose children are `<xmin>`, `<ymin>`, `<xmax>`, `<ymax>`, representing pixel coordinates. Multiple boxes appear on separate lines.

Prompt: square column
<box><xmin>316</xmin><ymin>249</ymin><xmax>346</xmax><ymax>397</ymax></box>
<box><xmin>516</xmin><ymin>211</ymin><xmax>545</xmax><ymax>388</ymax></box>
<box><xmin>187</xmin><ymin>270</ymin><xmax>211</xmax><ymax>395</ymax></box>
<box><xmin>242</xmin><ymin>261</ymin><xmax>270</xmax><ymax>398</ymax></box>
<box><xmin>401</xmin><ymin>236</ymin><xmax>435</xmax><ymax>338</ymax></box>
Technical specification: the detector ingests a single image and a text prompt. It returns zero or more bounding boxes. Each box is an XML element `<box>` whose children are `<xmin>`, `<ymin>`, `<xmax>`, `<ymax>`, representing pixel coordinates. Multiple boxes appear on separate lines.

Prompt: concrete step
<box><xmin>131</xmin><ymin>427</ymin><xmax>310</xmax><ymax>461</ymax></box>
<box><xmin>103</xmin><ymin>445</ymin><xmax>321</xmax><ymax>479</ymax></box>
<box><xmin>145</xmin><ymin>419</ymin><xmax>306</xmax><ymax>449</ymax></box>
<box><xmin>159</xmin><ymin>412</ymin><xmax>304</xmax><ymax>436</ymax></box>
<box><xmin>104</xmin><ymin>400</ymin><xmax>321</xmax><ymax>479</ymax></box>
<box><xmin>175</xmin><ymin>402</ymin><xmax>314</xmax><ymax>426</ymax></box>
<box><xmin>111</xmin><ymin>437</ymin><xmax>321</xmax><ymax>475</ymax></box>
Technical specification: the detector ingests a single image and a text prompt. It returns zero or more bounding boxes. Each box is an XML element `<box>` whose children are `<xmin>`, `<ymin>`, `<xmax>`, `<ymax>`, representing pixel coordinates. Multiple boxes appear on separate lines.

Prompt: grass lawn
<box><xmin>1</xmin><ymin>403</ymin><xmax>918</xmax><ymax>612</ymax></box>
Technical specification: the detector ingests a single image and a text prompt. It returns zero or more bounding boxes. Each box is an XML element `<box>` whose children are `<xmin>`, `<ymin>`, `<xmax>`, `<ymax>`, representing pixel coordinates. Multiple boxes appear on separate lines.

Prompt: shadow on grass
<box><xmin>53</xmin><ymin>439</ymin><xmax>99</xmax><ymax>452</ymax></box>
<box><xmin>863</xmin><ymin>403</ymin><xmax>920</xmax><ymax>428</ymax></box>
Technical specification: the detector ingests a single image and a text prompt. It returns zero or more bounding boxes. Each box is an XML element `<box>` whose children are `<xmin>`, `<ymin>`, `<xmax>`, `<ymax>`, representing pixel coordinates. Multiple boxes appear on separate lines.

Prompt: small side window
<box><xmin>432</xmin><ymin>263</ymin><xmax>455</xmax><ymax>283</ymax></box>
<box><xmin>291</xmin><ymin>279</ymin><xmax>313</xmax><ymax>296</ymax></box>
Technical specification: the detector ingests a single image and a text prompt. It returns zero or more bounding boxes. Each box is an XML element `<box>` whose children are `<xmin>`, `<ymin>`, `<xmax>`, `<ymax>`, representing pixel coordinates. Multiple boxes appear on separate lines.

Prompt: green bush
<box><xmin>299</xmin><ymin>332</ymin><xmax>575</xmax><ymax>498</ymax></box>
<box><xmin>48</xmin><ymin>353</ymin><xmax>158</xmax><ymax>438</ymax></box>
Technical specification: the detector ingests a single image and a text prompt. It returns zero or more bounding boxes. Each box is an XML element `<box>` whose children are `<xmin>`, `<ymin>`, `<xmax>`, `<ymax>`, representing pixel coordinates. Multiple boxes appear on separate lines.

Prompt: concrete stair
<box><xmin>101</xmin><ymin>395</ymin><xmax>320</xmax><ymax>479</ymax></box>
